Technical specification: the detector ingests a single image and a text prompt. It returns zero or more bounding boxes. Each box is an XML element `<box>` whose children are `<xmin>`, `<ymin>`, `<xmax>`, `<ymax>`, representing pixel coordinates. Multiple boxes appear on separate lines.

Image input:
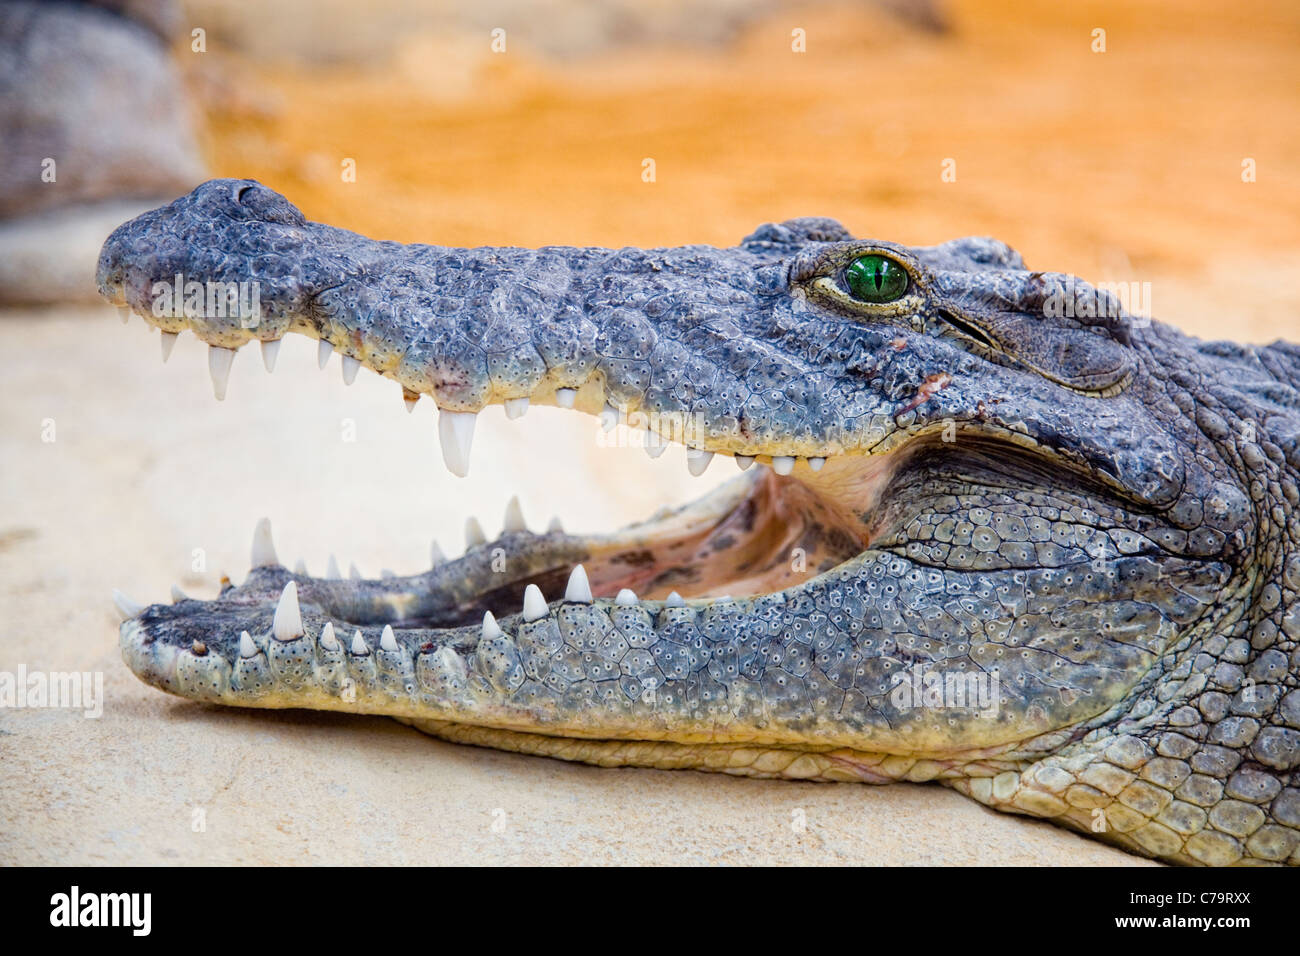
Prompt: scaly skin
<box><xmin>96</xmin><ymin>180</ymin><xmax>1300</xmax><ymax>865</ymax></box>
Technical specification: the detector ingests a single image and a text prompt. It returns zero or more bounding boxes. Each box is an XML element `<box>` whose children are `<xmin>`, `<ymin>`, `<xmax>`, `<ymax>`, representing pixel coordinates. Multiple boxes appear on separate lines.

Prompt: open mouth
<box><xmin>103</xmin><ymin>296</ymin><xmax>900</xmax><ymax>633</ymax></box>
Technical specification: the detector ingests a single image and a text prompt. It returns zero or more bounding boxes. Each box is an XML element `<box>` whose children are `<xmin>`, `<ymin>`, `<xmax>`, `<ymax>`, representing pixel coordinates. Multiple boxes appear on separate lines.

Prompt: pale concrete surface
<box><xmin>0</xmin><ymin>308</ymin><xmax>1151</xmax><ymax>865</ymax></box>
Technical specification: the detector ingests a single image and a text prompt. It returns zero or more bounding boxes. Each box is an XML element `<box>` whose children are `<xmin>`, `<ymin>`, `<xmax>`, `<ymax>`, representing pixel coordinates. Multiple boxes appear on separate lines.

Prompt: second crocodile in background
<box><xmin>97</xmin><ymin>179</ymin><xmax>1300</xmax><ymax>865</ymax></box>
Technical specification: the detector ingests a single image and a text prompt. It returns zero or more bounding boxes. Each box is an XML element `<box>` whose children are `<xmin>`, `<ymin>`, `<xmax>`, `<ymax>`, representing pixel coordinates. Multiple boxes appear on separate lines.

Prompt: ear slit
<box><xmin>937</xmin><ymin>309</ymin><xmax>997</xmax><ymax>350</ymax></box>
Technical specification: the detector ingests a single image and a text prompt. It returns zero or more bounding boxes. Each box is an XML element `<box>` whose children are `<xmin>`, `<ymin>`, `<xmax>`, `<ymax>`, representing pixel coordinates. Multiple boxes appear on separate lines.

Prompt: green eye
<box><xmin>845</xmin><ymin>254</ymin><xmax>909</xmax><ymax>303</ymax></box>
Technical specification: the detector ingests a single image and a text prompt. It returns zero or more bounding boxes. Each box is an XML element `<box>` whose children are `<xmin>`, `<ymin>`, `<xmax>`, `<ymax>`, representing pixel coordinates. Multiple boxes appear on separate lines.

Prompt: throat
<box><xmin>580</xmin><ymin>471</ymin><xmax>866</xmax><ymax>600</ymax></box>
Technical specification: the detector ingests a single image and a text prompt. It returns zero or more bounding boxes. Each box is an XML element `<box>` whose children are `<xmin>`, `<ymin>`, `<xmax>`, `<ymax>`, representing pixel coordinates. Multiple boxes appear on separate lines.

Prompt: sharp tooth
<box><xmin>350</xmin><ymin>629</ymin><xmax>369</xmax><ymax>655</ymax></box>
<box><xmin>341</xmin><ymin>354</ymin><xmax>361</xmax><ymax>385</ymax></box>
<box><xmin>260</xmin><ymin>339</ymin><xmax>281</xmax><ymax>372</ymax></box>
<box><xmin>808</xmin><ymin>457</ymin><xmax>826</xmax><ymax>471</ymax></box>
<box><xmin>111</xmin><ymin>588</ymin><xmax>145</xmax><ymax>620</ymax></box>
<box><xmin>380</xmin><ymin>624</ymin><xmax>398</xmax><ymax>651</ymax></box>
<box><xmin>564</xmin><ymin>565</ymin><xmax>592</xmax><ymax>603</ymax></box>
<box><xmin>599</xmin><ymin>403</ymin><xmax>620</xmax><ymax>432</ymax></box>
<box><xmin>208</xmin><ymin>346</ymin><xmax>236</xmax><ymax>401</ymax></box>
<box><xmin>502</xmin><ymin>495</ymin><xmax>527</xmax><ymax>533</ymax></box>
<box><xmin>522</xmin><ymin>583</ymin><xmax>548</xmax><ymax>621</ymax></box>
<box><xmin>503</xmin><ymin>397</ymin><xmax>529</xmax><ymax>419</ymax></box>
<box><xmin>614</xmin><ymin>588</ymin><xmax>639</xmax><ymax>606</ymax></box>
<box><xmin>170</xmin><ymin>585</ymin><xmax>189</xmax><ymax>603</ymax></box>
<box><xmin>735</xmin><ymin>455</ymin><xmax>754</xmax><ymax>470</ymax></box>
<box><xmin>772</xmin><ymin>456</ymin><xmax>795</xmax><ymax>476</ymax></box>
<box><xmin>546</xmin><ymin>515</ymin><xmax>564</xmax><ymax>534</ymax></box>
<box><xmin>239</xmin><ymin>630</ymin><xmax>258</xmax><ymax>658</ymax></box>
<box><xmin>430</xmin><ymin>540</ymin><xmax>445</xmax><ymax>566</ymax></box>
<box><xmin>644</xmin><ymin>431</ymin><xmax>668</xmax><ymax>458</ymax></box>
<box><xmin>665</xmin><ymin>591</ymin><xmax>686</xmax><ymax>607</ymax></box>
<box><xmin>326</xmin><ymin>554</ymin><xmax>341</xmax><ymax>579</ymax></box>
<box><xmin>317</xmin><ymin>339</ymin><xmax>332</xmax><ymax>369</ymax></box>
<box><xmin>349</xmin><ymin>562</ymin><xmax>362</xmax><ymax>581</ymax></box>
<box><xmin>381</xmin><ymin>568</ymin><xmax>395</xmax><ymax>579</ymax></box>
<box><xmin>438</xmin><ymin>409</ymin><xmax>477</xmax><ymax>478</ymax></box>
<box><xmin>117</xmin><ymin>305</ymin><xmax>131</xmax><ymax>324</ymax></box>
<box><xmin>464</xmin><ymin>516</ymin><xmax>487</xmax><ymax>548</ymax></box>
<box><xmin>160</xmin><ymin>331</ymin><xmax>178</xmax><ymax>362</ymax></box>
<box><xmin>482</xmin><ymin>610</ymin><xmax>503</xmax><ymax>639</ymax></box>
<box><xmin>402</xmin><ymin>388</ymin><xmax>419</xmax><ymax>413</ymax></box>
<box><xmin>272</xmin><ymin>580</ymin><xmax>303</xmax><ymax>641</ymax></box>
<box><xmin>250</xmin><ymin>516</ymin><xmax>278</xmax><ymax>568</ymax></box>
<box><xmin>319</xmin><ymin>621</ymin><xmax>340</xmax><ymax>651</ymax></box>
<box><xmin>555</xmin><ymin>387</ymin><xmax>577</xmax><ymax>409</ymax></box>
<box><xmin>686</xmin><ymin>448</ymin><xmax>714</xmax><ymax>476</ymax></box>
<box><xmin>293</xmin><ymin>558</ymin><xmax>308</xmax><ymax>575</ymax></box>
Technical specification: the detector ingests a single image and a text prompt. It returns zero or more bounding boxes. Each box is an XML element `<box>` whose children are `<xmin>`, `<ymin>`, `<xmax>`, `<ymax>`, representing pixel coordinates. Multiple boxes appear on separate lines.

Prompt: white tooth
<box><xmin>772</xmin><ymin>456</ymin><xmax>795</xmax><ymax>476</ymax></box>
<box><xmin>350</xmin><ymin>629</ymin><xmax>369</xmax><ymax>655</ymax></box>
<box><xmin>250</xmin><ymin>516</ymin><xmax>278</xmax><ymax>568</ymax></box>
<box><xmin>555</xmin><ymin>387</ymin><xmax>577</xmax><ymax>409</ymax></box>
<box><xmin>644</xmin><ymin>431</ymin><xmax>668</xmax><ymax>458</ymax></box>
<box><xmin>239</xmin><ymin>631</ymin><xmax>258</xmax><ymax>658</ymax></box>
<box><xmin>503</xmin><ymin>397</ymin><xmax>529</xmax><ymax>419</ymax></box>
<box><xmin>430</xmin><ymin>540</ymin><xmax>445</xmax><ymax>566</ymax></box>
<box><xmin>380</xmin><ymin>624</ymin><xmax>398</xmax><ymax>651</ymax></box>
<box><xmin>349</xmin><ymin>562</ymin><xmax>362</xmax><ymax>581</ymax></box>
<box><xmin>326</xmin><ymin>554</ymin><xmax>341</xmax><ymax>579</ymax></box>
<box><xmin>665</xmin><ymin>591</ymin><xmax>686</xmax><ymax>607</ymax></box>
<box><xmin>293</xmin><ymin>559</ymin><xmax>308</xmax><ymax>575</ymax></box>
<box><xmin>564</xmin><ymin>565</ymin><xmax>592</xmax><ymax>603</ymax></box>
<box><xmin>160</xmin><ymin>331</ymin><xmax>178</xmax><ymax>362</ymax></box>
<box><xmin>808</xmin><ymin>457</ymin><xmax>826</xmax><ymax>472</ymax></box>
<box><xmin>170</xmin><ymin>585</ymin><xmax>189</xmax><ymax>603</ymax></box>
<box><xmin>482</xmin><ymin>610</ymin><xmax>503</xmax><ymax>639</ymax></box>
<box><xmin>319</xmin><ymin>621</ymin><xmax>340</xmax><ymax>651</ymax></box>
<box><xmin>341</xmin><ymin>354</ymin><xmax>361</xmax><ymax>385</ymax></box>
<box><xmin>403</xmin><ymin>391</ymin><xmax>419</xmax><ymax>413</ymax></box>
<box><xmin>111</xmin><ymin>588</ymin><xmax>145</xmax><ymax>620</ymax></box>
<box><xmin>381</xmin><ymin>569</ymin><xmax>395</xmax><ymax>579</ymax></box>
<box><xmin>599</xmin><ymin>403</ymin><xmax>620</xmax><ymax>432</ymax></box>
<box><xmin>465</xmin><ymin>516</ymin><xmax>487</xmax><ymax>549</ymax></box>
<box><xmin>317</xmin><ymin>339</ymin><xmax>332</xmax><ymax>369</ymax></box>
<box><xmin>686</xmin><ymin>448</ymin><xmax>714</xmax><ymax>476</ymax></box>
<box><xmin>117</xmin><ymin>305</ymin><xmax>131</xmax><ymax>324</ymax></box>
<box><xmin>208</xmin><ymin>346</ymin><xmax>236</xmax><ymax>401</ymax></box>
<box><xmin>438</xmin><ymin>409</ymin><xmax>477</xmax><ymax>478</ymax></box>
<box><xmin>522</xmin><ymin>583</ymin><xmax>548</xmax><ymax>621</ymax></box>
<box><xmin>272</xmin><ymin>580</ymin><xmax>303</xmax><ymax>641</ymax></box>
<box><xmin>735</xmin><ymin>455</ymin><xmax>754</xmax><ymax>470</ymax></box>
<box><xmin>260</xmin><ymin>339</ymin><xmax>281</xmax><ymax>372</ymax></box>
<box><xmin>546</xmin><ymin>515</ymin><xmax>564</xmax><ymax>534</ymax></box>
<box><xmin>614</xmin><ymin>588</ymin><xmax>638</xmax><ymax>606</ymax></box>
<box><xmin>502</xmin><ymin>495</ymin><xmax>527</xmax><ymax>533</ymax></box>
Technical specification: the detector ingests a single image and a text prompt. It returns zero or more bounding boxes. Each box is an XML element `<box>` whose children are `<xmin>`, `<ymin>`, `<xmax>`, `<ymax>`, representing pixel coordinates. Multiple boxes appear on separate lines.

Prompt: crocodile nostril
<box><xmin>234</xmin><ymin>184</ymin><xmax>254</xmax><ymax>204</ymax></box>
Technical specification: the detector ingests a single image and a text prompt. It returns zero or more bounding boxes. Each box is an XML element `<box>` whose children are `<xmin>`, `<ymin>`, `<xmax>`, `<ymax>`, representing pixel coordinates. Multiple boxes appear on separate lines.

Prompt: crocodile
<box><xmin>96</xmin><ymin>179</ymin><xmax>1300</xmax><ymax>865</ymax></box>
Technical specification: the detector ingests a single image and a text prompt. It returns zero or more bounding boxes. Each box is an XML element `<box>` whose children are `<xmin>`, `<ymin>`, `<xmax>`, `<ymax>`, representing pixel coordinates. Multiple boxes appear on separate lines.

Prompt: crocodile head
<box><xmin>98</xmin><ymin>180</ymin><xmax>1300</xmax><ymax>865</ymax></box>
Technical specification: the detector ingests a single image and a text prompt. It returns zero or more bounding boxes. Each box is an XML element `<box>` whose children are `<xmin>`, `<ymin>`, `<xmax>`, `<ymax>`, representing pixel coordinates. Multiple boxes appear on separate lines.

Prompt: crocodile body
<box><xmin>96</xmin><ymin>180</ymin><xmax>1300</xmax><ymax>865</ymax></box>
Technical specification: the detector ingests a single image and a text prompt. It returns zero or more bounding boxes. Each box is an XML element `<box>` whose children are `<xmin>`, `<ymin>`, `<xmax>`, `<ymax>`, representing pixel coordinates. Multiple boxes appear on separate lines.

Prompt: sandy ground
<box><xmin>3</xmin><ymin>0</ymin><xmax>1299</xmax><ymax>865</ymax></box>
<box><xmin>0</xmin><ymin>311</ymin><xmax>1148</xmax><ymax>865</ymax></box>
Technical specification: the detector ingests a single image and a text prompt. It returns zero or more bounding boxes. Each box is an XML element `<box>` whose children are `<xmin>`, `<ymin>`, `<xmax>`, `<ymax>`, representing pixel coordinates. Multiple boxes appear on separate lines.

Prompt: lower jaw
<box><xmin>403</xmin><ymin>719</ymin><xmax>966</xmax><ymax>783</ymax></box>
